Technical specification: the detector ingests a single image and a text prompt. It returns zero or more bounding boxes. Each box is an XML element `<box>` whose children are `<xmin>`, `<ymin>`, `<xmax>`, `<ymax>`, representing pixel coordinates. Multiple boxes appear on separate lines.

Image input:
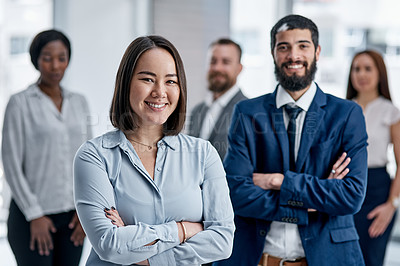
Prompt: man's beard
<box><xmin>274</xmin><ymin>57</ymin><xmax>317</xmax><ymax>92</ymax></box>
<box><xmin>208</xmin><ymin>71</ymin><xmax>234</xmax><ymax>93</ymax></box>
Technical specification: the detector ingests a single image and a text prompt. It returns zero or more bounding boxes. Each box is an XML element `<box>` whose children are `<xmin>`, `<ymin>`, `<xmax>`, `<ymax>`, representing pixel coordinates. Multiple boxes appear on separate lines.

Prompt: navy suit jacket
<box><xmin>214</xmin><ymin>85</ymin><xmax>368</xmax><ymax>266</ymax></box>
<box><xmin>188</xmin><ymin>90</ymin><xmax>247</xmax><ymax>159</ymax></box>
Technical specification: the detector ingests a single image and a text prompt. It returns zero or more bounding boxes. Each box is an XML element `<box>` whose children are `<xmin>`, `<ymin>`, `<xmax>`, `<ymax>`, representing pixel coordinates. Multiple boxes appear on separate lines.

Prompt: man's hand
<box><xmin>328</xmin><ymin>152</ymin><xmax>351</xmax><ymax>180</ymax></box>
<box><xmin>30</xmin><ymin>216</ymin><xmax>56</xmax><ymax>256</ymax></box>
<box><xmin>69</xmin><ymin>212</ymin><xmax>85</xmax><ymax>246</ymax></box>
<box><xmin>253</xmin><ymin>173</ymin><xmax>284</xmax><ymax>190</ymax></box>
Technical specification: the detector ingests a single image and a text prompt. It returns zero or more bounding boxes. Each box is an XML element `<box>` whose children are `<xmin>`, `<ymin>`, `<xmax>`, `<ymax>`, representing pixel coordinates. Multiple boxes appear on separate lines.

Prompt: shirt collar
<box><xmin>204</xmin><ymin>84</ymin><xmax>240</xmax><ymax>107</ymax></box>
<box><xmin>27</xmin><ymin>83</ymin><xmax>72</xmax><ymax>99</ymax></box>
<box><xmin>276</xmin><ymin>82</ymin><xmax>317</xmax><ymax>111</ymax></box>
<box><xmin>102</xmin><ymin>129</ymin><xmax>177</xmax><ymax>151</ymax></box>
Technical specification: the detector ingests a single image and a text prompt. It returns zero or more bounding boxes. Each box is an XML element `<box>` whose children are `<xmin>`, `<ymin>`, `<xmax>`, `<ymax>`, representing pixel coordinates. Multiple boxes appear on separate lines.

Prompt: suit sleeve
<box><xmin>224</xmin><ymin>105</ymin><xmax>308</xmax><ymax>225</ymax></box>
<box><xmin>280</xmin><ymin>104</ymin><xmax>368</xmax><ymax>215</ymax></box>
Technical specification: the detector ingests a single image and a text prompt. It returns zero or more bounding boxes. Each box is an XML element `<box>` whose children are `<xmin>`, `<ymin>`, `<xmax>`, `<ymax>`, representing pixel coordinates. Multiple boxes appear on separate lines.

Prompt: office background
<box><xmin>0</xmin><ymin>0</ymin><xmax>400</xmax><ymax>265</ymax></box>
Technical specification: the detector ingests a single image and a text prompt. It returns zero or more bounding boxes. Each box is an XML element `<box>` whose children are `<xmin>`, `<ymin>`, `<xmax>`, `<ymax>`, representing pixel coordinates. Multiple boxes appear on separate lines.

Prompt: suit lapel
<box><xmin>296</xmin><ymin>86</ymin><xmax>327</xmax><ymax>171</ymax></box>
<box><xmin>208</xmin><ymin>90</ymin><xmax>246</xmax><ymax>142</ymax></box>
<box><xmin>266</xmin><ymin>91</ymin><xmax>291</xmax><ymax>171</ymax></box>
<box><xmin>193</xmin><ymin>103</ymin><xmax>209</xmax><ymax>137</ymax></box>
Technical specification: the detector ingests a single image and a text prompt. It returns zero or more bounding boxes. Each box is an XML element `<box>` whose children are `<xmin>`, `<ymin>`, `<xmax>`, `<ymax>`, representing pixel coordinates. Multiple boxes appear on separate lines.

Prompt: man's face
<box><xmin>272</xmin><ymin>29</ymin><xmax>320</xmax><ymax>92</ymax></box>
<box><xmin>207</xmin><ymin>44</ymin><xmax>242</xmax><ymax>94</ymax></box>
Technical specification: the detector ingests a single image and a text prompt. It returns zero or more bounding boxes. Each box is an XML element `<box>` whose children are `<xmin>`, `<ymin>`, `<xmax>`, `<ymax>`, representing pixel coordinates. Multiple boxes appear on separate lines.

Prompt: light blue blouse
<box><xmin>73</xmin><ymin>130</ymin><xmax>234</xmax><ymax>265</ymax></box>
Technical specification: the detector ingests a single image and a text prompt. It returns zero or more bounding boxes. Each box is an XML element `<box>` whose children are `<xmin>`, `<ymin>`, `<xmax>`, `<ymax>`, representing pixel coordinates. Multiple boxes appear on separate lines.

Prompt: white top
<box><xmin>73</xmin><ymin>131</ymin><xmax>234</xmax><ymax>265</ymax></box>
<box><xmin>199</xmin><ymin>85</ymin><xmax>240</xmax><ymax>139</ymax></box>
<box><xmin>360</xmin><ymin>96</ymin><xmax>400</xmax><ymax>167</ymax></box>
<box><xmin>1</xmin><ymin>83</ymin><xmax>92</xmax><ymax>221</ymax></box>
<box><xmin>263</xmin><ymin>82</ymin><xmax>317</xmax><ymax>259</ymax></box>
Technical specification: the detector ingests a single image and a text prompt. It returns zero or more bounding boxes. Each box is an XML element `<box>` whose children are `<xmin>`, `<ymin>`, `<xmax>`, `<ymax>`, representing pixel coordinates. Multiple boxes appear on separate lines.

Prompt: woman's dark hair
<box><xmin>29</xmin><ymin>29</ymin><xmax>71</xmax><ymax>70</ymax></box>
<box><xmin>346</xmin><ymin>50</ymin><xmax>391</xmax><ymax>101</ymax></box>
<box><xmin>270</xmin><ymin>14</ymin><xmax>319</xmax><ymax>52</ymax></box>
<box><xmin>110</xmin><ymin>35</ymin><xmax>187</xmax><ymax>135</ymax></box>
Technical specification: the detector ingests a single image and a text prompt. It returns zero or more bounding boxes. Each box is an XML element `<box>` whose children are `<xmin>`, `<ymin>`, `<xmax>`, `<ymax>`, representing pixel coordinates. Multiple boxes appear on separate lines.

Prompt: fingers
<box><xmin>30</xmin><ymin>217</ymin><xmax>55</xmax><ymax>256</ymax></box>
<box><xmin>333</xmin><ymin>157</ymin><xmax>351</xmax><ymax>178</ymax></box>
<box><xmin>329</xmin><ymin>153</ymin><xmax>351</xmax><ymax>179</ymax></box>
<box><xmin>332</xmin><ymin>152</ymin><xmax>347</xmax><ymax>169</ymax></box>
<box><xmin>335</xmin><ymin>167</ymin><xmax>350</xmax><ymax>180</ymax></box>
<box><xmin>70</xmin><ymin>227</ymin><xmax>85</xmax><ymax>246</ymax></box>
<box><xmin>368</xmin><ymin>219</ymin><xmax>386</xmax><ymax>238</ymax></box>
<box><xmin>30</xmin><ymin>233</ymin><xmax>53</xmax><ymax>256</ymax></box>
<box><xmin>68</xmin><ymin>213</ymin><xmax>78</xmax><ymax>229</ymax></box>
<box><xmin>104</xmin><ymin>207</ymin><xmax>125</xmax><ymax>227</ymax></box>
<box><xmin>49</xmin><ymin>223</ymin><xmax>57</xmax><ymax>233</ymax></box>
<box><xmin>367</xmin><ymin>205</ymin><xmax>393</xmax><ymax>238</ymax></box>
<box><xmin>70</xmin><ymin>218</ymin><xmax>86</xmax><ymax>246</ymax></box>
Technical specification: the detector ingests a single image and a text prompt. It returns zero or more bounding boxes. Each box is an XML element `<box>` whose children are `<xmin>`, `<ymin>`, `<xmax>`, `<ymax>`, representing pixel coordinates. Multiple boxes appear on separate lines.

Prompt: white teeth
<box><xmin>288</xmin><ymin>65</ymin><xmax>303</xmax><ymax>69</ymax></box>
<box><xmin>147</xmin><ymin>102</ymin><xmax>166</xmax><ymax>108</ymax></box>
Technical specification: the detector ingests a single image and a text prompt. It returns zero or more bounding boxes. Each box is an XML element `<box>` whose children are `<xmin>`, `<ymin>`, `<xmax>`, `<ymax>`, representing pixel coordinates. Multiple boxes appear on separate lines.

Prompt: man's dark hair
<box><xmin>270</xmin><ymin>14</ymin><xmax>319</xmax><ymax>52</ymax></box>
<box><xmin>210</xmin><ymin>38</ymin><xmax>242</xmax><ymax>62</ymax></box>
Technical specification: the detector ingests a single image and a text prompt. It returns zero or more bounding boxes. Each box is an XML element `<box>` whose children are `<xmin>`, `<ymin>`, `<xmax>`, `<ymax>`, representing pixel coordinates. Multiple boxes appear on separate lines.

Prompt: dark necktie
<box><xmin>285</xmin><ymin>105</ymin><xmax>302</xmax><ymax>171</ymax></box>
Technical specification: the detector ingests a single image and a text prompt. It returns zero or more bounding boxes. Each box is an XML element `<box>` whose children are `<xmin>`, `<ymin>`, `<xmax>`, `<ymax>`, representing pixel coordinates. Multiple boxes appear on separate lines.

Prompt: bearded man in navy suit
<box><xmin>214</xmin><ymin>14</ymin><xmax>368</xmax><ymax>266</ymax></box>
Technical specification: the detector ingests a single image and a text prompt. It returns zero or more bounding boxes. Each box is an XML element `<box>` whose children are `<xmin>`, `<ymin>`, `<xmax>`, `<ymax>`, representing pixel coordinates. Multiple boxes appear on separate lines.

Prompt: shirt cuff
<box><xmin>22</xmin><ymin>204</ymin><xmax>44</xmax><ymax>221</ymax></box>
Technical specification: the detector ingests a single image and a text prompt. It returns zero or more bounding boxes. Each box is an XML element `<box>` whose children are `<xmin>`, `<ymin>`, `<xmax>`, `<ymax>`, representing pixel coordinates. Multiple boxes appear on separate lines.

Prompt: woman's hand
<box><xmin>104</xmin><ymin>207</ymin><xmax>125</xmax><ymax>227</ymax></box>
<box><xmin>69</xmin><ymin>212</ymin><xmax>86</xmax><ymax>246</ymax></box>
<box><xmin>30</xmin><ymin>216</ymin><xmax>56</xmax><ymax>256</ymax></box>
<box><xmin>328</xmin><ymin>152</ymin><xmax>351</xmax><ymax>180</ymax></box>
<box><xmin>367</xmin><ymin>202</ymin><xmax>396</xmax><ymax>238</ymax></box>
<box><xmin>104</xmin><ymin>207</ymin><xmax>149</xmax><ymax>265</ymax></box>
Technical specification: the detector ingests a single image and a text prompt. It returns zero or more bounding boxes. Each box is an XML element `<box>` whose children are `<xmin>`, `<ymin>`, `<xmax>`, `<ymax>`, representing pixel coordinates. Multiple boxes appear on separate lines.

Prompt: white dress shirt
<box><xmin>199</xmin><ymin>85</ymin><xmax>240</xmax><ymax>139</ymax></box>
<box><xmin>263</xmin><ymin>82</ymin><xmax>317</xmax><ymax>259</ymax></box>
<box><xmin>1</xmin><ymin>83</ymin><xmax>92</xmax><ymax>221</ymax></box>
<box><xmin>357</xmin><ymin>96</ymin><xmax>400</xmax><ymax>167</ymax></box>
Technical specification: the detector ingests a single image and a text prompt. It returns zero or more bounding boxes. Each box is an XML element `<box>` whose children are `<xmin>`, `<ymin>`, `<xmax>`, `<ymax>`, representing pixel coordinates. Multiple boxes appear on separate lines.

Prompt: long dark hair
<box><xmin>346</xmin><ymin>50</ymin><xmax>391</xmax><ymax>101</ymax></box>
<box><xmin>109</xmin><ymin>35</ymin><xmax>187</xmax><ymax>135</ymax></box>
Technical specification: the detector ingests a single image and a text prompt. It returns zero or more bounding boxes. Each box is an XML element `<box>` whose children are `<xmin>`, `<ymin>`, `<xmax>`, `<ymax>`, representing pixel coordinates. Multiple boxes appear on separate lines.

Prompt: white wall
<box><xmin>153</xmin><ymin>0</ymin><xmax>230</xmax><ymax>113</ymax></box>
<box><xmin>53</xmin><ymin>0</ymin><xmax>147</xmax><ymax>137</ymax></box>
<box><xmin>53</xmin><ymin>0</ymin><xmax>230</xmax><ymax>136</ymax></box>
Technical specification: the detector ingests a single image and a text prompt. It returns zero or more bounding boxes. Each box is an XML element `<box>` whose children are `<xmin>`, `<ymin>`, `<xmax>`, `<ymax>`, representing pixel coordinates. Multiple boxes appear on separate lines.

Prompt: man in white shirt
<box><xmin>188</xmin><ymin>38</ymin><xmax>247</xmax><ymax>159</ymax></box>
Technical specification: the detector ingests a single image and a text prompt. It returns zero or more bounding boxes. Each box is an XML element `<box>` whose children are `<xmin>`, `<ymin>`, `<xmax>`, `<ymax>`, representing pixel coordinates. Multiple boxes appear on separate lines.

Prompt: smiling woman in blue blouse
<box><xmin>73</xmin><ymin>35</ymin><xmax>235</xmax><ymax>266</ymax></box>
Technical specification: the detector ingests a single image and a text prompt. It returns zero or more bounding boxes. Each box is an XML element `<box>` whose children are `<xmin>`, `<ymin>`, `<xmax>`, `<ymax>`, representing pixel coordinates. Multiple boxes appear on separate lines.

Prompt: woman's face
<box><xmin>37</xmin><ymin>40</ymin><xmax>69</xmax><ymax>86</ymax></box>
<box><xmin>350</xmin><ymin>53</ymin><xmax>380</xmax><ymax>94</ymax></box>
<box><xmin>129</xmin><ymin>48</ymin><xmax>180</xmax><ymax>128</ymax></box>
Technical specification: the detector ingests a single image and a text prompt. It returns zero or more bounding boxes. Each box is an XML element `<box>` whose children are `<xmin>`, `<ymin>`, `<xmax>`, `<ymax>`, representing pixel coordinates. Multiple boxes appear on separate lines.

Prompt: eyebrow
<box><xmin>137</xmin><ymin>71</ymin><xmax>177</xmax><ymax>78</ymax></box>
<box><xmin>277</xmin><ymin>40</ymin><xmax>312</xmax><ymax>46</ymax></box>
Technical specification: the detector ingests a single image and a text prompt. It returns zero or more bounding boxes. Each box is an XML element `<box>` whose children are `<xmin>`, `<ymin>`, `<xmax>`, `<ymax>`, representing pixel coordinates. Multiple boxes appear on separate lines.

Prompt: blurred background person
<box><xmin>187</xmin><ymin>38</ymin><xmax>247</xmax><ymax>160</ymax></box>
<box><xmin>1</xmin><ymin>29</ymin><xmax>92</xmax><ymax>266</ymax></box>
<box><xmin>347</xmin><ymin>50</ymin><xmax>400</xmax><ymax>266</ymax></box>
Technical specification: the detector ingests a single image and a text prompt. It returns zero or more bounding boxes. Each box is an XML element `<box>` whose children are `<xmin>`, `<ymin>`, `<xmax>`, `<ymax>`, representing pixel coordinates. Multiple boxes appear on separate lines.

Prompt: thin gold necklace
<box><xmin>128</xmin><ymin>137</ymin><xmax>156</xmax><ymax>150</ymax></box>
